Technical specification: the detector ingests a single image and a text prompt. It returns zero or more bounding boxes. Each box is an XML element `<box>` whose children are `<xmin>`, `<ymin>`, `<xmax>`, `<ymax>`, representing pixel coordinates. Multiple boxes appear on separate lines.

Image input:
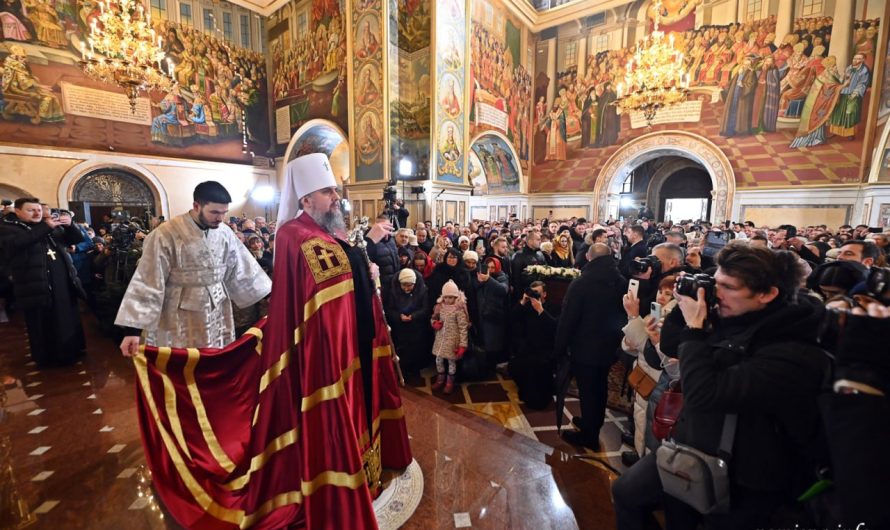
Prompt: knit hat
<box><xmin>441</xmin><ymin>279</ymin><xmax>460</xmax><ymax>298</ymax></box>
<box><xmin>462</xmin><ymin>250</ymin><xmax>479</xmax><ymax>262</ymax></box>
<box><xmin>458</xmin><ymin>235</ymin><xmax>470</xmax><ymax>245</ymax></box>
<box><xmin>398</xmin><ymin>268</ymin><xmax>416</xmax><ymax>284</ymax></box>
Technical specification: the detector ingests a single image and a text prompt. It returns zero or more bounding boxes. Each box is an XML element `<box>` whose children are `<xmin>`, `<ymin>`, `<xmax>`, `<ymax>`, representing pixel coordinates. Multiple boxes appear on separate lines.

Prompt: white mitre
<box><xmin>277</xmin><ymin>153</ymin><xmax>338</xmax><ymax>222</ymax></box>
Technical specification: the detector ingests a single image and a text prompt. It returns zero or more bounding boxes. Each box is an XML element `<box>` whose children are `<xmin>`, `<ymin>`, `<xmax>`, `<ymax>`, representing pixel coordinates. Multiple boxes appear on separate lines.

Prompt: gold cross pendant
<box><xmin>47</xmin><ymin>248</ymin><xmax>57</xmax><ymax>261</ymax></box>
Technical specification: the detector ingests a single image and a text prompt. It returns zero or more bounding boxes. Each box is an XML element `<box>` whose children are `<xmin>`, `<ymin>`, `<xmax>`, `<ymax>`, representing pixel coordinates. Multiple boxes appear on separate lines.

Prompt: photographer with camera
<box><xmin>620</xmin><ymin>225</ymin><xmax>649</xmax><ymax>278</ymax></box>
<box><xmin>630</xmin><ymin>243</ymin><xmax>686</xmax><ymax>317</ymax></box>
<box><xmin>612</xmin><ymin>242</ymin><xmax>829</xmax><ymax>530</ymax></box>
<box><xmin>509</xmin><ymin>281</ymin><xmax>559</xmax><ymax>409</ymax></box>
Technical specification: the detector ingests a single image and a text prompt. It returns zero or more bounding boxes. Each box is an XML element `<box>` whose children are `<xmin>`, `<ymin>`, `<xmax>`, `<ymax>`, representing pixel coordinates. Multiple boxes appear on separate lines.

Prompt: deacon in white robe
<box><xmin>116</xmin><ymin>183</ymin><xmax>272</xmax><ymax>350</ymax></box>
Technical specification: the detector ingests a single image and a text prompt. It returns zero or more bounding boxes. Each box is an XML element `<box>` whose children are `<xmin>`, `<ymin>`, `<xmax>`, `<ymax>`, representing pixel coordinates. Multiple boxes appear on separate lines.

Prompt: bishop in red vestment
<box><xmin>134</xmin><ymin>153</ymin><xmax>411</xmax><ymax>529</ymax></box>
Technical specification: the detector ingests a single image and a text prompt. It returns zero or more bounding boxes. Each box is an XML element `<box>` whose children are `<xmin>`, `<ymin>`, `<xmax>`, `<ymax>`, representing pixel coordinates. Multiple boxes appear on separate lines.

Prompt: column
<box><xmin>546</xmin><ymin>38</ymin><xmax>557</xmax><ymax>108</ymax></box>
<box><xmin>774</xmin><ymin>0</ymin><xmax>794</xmax><ymax>45</ymax></box>
<box><xmin>828</xmin><ymin>0</ymin><xmax>856</xmax><ymax>70</ymax></box>
<box><xmin>576</xmin><ymin>34</ymin><xmax>587</xmax><ymax>80</ymax></box>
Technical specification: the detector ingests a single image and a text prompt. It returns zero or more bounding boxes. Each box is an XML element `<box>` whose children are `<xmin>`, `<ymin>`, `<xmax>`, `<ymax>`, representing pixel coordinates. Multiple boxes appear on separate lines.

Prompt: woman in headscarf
<box><xmin>551</xmin><ymin>230</ymin><xmax>575</xmax><ymax>268</ymax></box>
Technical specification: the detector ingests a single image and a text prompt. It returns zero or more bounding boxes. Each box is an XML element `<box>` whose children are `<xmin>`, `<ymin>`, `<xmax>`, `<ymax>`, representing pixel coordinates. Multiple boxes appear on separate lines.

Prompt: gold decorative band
<box><xmin>185</xmin><ymin>348</ymin><xmax>237</xmax><ymax>474</ymax></box>
<box><xmin>155</xmin><ymin>347</ymin><xmax>193</xmax><ymax>461</ymax></box>
<box><xmin>372</xmin><ymin>345</ymin><xmax>392</xmax><ymax>359</ymax></box>
<box><xmin>224</xmin><ymin>428</ymin><xmax>299</xmax><ymax>491</ymax></box>
<box><xmin>301</xmin><ymin>356</ymin><xmax>362</xmax><ymax>413</ymax></box>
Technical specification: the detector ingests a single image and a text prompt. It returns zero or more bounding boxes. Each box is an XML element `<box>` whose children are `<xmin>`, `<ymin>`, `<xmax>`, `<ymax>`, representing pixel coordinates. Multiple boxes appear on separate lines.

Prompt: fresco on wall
<box><xmin>434</xmin><ymin>0</ymin><xmax>466</xmax><ymax>183</ymax></box>
<box><xmin>533</xmin><ymin>9</ymin><xmax>883</xmax><ymax>194</ymax></box>
<box><xmin>469</xmin><ymin>0</ymin><xmax>532</xmax><ymax>167</ymax></box>
<box><xmin>270</xmin><ymin>0</ymin><xmax>348</xmax><ymax>146</ymax></box>
<box><xmin>470</xmin><ymin>133</ymin><xmax>520</xmax><ymax>194</ymax></box>
<box><xmin>286</xmin><ymin>123</ymin><xmax>344</xmax><ymax>160</ymax></box>
<box><xmin>0</xmin><ymin>4</ymin><xmax>268</xmax><ymax>163</ymax></box>
<box><xmin>353</xmin><ymin>0</ymin><xmax>385</xmax><ymax>181</ymax></box>
<box><xmin>389</xmin><ymin>0</ymin><xmax>430</xmax><ymax>181</ymax></box>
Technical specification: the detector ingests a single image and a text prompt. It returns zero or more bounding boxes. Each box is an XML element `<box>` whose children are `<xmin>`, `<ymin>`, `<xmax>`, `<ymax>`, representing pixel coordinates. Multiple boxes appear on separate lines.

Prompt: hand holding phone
<box><xmin>650</xmin><ymin>301</ymin><xmax>663</xmax><ymax>322</ymax></box>
<box><xmin>628</xmin><ymin>279</ymin><xmax>640</xmax><ymax>298</ymax></box>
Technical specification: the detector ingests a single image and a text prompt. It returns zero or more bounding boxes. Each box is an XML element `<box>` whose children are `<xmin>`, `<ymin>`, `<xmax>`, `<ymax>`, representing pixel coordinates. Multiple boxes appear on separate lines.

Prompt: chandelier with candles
<box><xmin>614</xmin><ymin>0</ymin><xmax>689</xmax><ymax>128</ymax></box>
<box><xmin>79</xmin><ymin>0</ymin><xmax>175</xmax><ymax>113</ymax></box>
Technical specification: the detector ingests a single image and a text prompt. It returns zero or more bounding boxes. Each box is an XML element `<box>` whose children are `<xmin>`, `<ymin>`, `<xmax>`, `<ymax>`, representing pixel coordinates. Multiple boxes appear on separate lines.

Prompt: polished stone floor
<box><xmin>0</xmin><ymin>312</ymin><xmax>620</xmax><ymax>529</ymax></box>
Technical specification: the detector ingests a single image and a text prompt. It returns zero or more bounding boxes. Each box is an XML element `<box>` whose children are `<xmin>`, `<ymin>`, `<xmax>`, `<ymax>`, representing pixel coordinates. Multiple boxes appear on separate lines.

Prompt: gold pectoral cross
<box><xmin>46</xmin><ymin>248</ymin><xmax>57</xmax><ymax>261</ymax></box>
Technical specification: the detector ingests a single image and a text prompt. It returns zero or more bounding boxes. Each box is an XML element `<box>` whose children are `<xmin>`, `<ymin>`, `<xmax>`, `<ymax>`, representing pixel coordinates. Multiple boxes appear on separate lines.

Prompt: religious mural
<box><xmin>434</xmin><ymin>0</ymin><xmax>466</xmax><ymax>183</ymax></box>
<box><xmin>388</xmin><ymin>0</ymin><xmax>430</xmax><ymax>181</ymax></box>
<box><xmin>353</xmin><ymin>0</ymin><xmax>385</xmax><ymax>181</ymax></box>
<box><xmin>533</xmin><ymin>4</ymin><xmax>883</xmax><ymax>193</ymax></box>
<box><xmin>469</xmin><ymin>0</ymin><xmax>532</xmax><ymax>167</ymax></box>
<box><xmin>269</xmin><ymin>0</ymin><xmax>348</xmax><ymax>146</ymax></box>
<box><xmin>469</xmin><ymin>133</ymin><xmax>520</xmax><ymax>195</ymax></box>
<box><xmin>0</xmin><ymin>0</ymin><xmax>268</xmax><ymax>163</ymax></box>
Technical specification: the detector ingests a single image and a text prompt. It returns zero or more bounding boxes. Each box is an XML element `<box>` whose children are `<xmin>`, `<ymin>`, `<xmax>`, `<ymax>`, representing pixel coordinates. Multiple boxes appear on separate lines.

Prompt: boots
<box><xmin>444</xmin><ymin>375</ymin><xmax>455</xmax><ymax>394</ymax></box>
<box><xmin>432</xmin><ymin>373</ymin><xmax>446</xmax><ymax>390</ymax></box>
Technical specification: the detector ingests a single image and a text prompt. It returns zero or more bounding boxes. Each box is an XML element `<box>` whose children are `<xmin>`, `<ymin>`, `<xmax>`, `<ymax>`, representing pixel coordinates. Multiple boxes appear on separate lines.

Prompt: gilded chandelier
<box><xmin>614</xmin><ymin>0</ymin><xmax>689</xmax><ymax>128</ymax></box>
<box><xmin>79</xmin><ymin>0</ymin><xmax>174</xmax><ymax>113</ymax></box>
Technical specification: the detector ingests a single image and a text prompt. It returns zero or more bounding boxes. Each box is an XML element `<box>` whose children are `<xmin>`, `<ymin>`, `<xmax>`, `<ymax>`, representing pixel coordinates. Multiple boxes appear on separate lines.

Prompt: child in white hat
<box><xmin>430</xmin><ymin>279</ymin><xmax>468</xmax><ymax>394</ymax></box>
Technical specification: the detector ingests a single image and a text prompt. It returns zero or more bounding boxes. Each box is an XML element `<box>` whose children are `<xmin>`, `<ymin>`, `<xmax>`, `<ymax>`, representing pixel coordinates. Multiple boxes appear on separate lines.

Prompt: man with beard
<box><xmin>117</xmin><ymin>181</ymin><xmax>271</xmax><ymax>353</ymax></box>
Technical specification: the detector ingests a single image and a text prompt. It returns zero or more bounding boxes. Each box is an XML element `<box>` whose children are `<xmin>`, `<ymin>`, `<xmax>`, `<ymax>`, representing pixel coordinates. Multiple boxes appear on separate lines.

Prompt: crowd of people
<box><xmin>1</xmin><ymin>189</ymin><xmax>888</xmax><ymax>528</ymax></box>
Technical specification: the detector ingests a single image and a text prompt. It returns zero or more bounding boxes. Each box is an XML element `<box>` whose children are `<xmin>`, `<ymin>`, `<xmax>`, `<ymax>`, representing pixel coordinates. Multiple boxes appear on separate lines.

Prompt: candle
<box><xmin>80</xmin><ymin>41</ymin><xmax>86</xmax><ymax>58</ymax></box>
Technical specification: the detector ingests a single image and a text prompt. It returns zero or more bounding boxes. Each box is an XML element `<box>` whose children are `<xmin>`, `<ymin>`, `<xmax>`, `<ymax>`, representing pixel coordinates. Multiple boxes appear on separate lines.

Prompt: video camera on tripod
<box><xmin>382</xmin><ymin>179</ymin><xmax>400</xmax><ymax>228</ymax></box>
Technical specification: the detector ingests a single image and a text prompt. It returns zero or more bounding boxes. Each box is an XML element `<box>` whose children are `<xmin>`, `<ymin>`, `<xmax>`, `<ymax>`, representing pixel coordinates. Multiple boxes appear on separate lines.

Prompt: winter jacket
<box><xmin>386</xmin><ymin>270</ymin><xmax>431</xmax><ymax>371</ymax></box>
<box><xmin>674</xmin><ymin>300</ymin><xmax>830</xmax><ymax>495</ymax></box>
<box><xmin>618</xmin><ymin>240</ymin><xmax>648</xmax><ymax>278</ymax></box>
<box><xmin>426</xmin><ymin>250</ymin><xmax>470</xmax><ymax>310</ymax></box>
<box><xmin>365</xmin><ymin>234</ymin><xmax>399</xmax><ymax>296</ymax></box>
<box><xmin>431</xmin><ymin>303</ymin><xmax>468</xmax><ymax>360</ymax></box>
<box><xmin>470</xmin><ymin>270</ymin><xmax>509</xmax><ymax>352</ymax></box>
<box><xmin>510</xmin><ymin>246</ymin><xmax>545</xmax><ymax>298</ymax></box>
<box><xmin>553</xmin><ymin>255</ymin><xmax>627</xmax><ymax>365</ymax></box>
<box><xmin>0</xmin><ymin>214</ymin><xmax>86</xmax><ymax>309</ymax></box>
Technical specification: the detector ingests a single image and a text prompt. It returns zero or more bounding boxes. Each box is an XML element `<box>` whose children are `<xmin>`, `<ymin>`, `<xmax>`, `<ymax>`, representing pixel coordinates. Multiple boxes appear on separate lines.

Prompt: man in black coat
<box><xmin>0</xmin><ymin>198</ymin><xmax>87</xmax><ymax>367</ymax></box>
<box><xmin>619</xmin><ymin>224</ymin><xmax>648</xmax><ymax>278</ymax></box>
<box><xmin>554</xmin><ymin>243</ymin><xmax>627</xmax><ymax>450</ymax></box>
<box><xmin>365</xmin><ymin>213</ymin><xmax>400</xmax><ymax>301</ymax></box>
<box><xmin>509</xmin><ymin>280</ymin><xmax>559</xmax><ymax>409</ymax></box>
<box><xmin>510</xmin><ymin>230</ymin><xmax>545</xmax><ymax>302</ymax></box>
<box><xmin>612</xmin><ymin>243</ymin><xmax>830</xmax><ymax>529</ymax></box>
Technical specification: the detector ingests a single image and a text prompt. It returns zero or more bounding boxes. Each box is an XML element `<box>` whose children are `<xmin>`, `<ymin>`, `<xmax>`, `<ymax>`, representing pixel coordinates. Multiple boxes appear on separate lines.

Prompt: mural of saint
<box><xmin>579</xmin><ymin>87</ymin><xmax>598</xmax><ymax>148</ymax></box>
<box><xmin>357</xmin><ymin>66</ymin><xmax>381</xmax><ymax>105</ymax></box>
<box><xmin>443</xmin><ymin>35</ymin><xmax>463</xmax><ymax>70</ymax></box>
<box><xmin>22</xmin><ymin>0</ymin><xmax>66</xmax><ymax>47</ymax></box>
<box><xmin>541</xmin><ymin>99</ymin><xmax>567</xmax><ymax>161</ymax></box>
<box><xmin>492</xmin><ymin>142</ymin><xmax>518</xmax><ymax>184</ymax></box>
<box><xmin>594</xmin><ymin>82</ymin><xmax>619</xmax><ymax>147</ymax></box>
<box><xmin>440</xmin><ymin>77</ymin><xmax>461</xmax><ymax>117</ymax></box>
<box><xmin>1</xmin><ymin>44</ymin><xmax>64</xmax><ymax>123</ymax></box>
<box><xmin>751</xmin><ymin>55</ymin><xmax>781</xmax><ymax>133</ymax></box>
<box><xmin>0</xmin><ymin>0</ymin><xmax>32</xmax><ymax>41</ymax></box>
<box><xmin>440</xmin><ymin>125</ymin><xmax>461</xmax><ymax>161</ymax></box>
<box><xmin>779</xmin><ymin>44</ymin><xmax>823</xmax><ymax>118</ymax></box>
<box><xmin>790</xmin><ymin>55</ymin><xmax>842</xmax><ymax>148</ymax></box>
<box><xmin>828</xmin><ymin>53</ymin><xmax>871</xmax><ymax>138</ymax></box>
<box><xmin>720</xmin><ymin>56</ymin><xmax>757</xmax><ymax>137</ymax></box>
<box><xmin>359</xmin><ymin>113</ymin><xmax>381</xmax><ymax>161</ymax></box>
<box><xmin>356</xmin><ymin>19</ymin><xmax>380</xmax><ymax>59</ymax></box>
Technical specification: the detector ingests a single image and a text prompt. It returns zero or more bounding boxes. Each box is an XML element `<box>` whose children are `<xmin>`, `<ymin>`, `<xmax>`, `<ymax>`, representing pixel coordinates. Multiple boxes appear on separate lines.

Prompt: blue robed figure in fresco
<box><xmin>151</xmin><ymin>92</ymin><xmax>180</xmax><ymax>142</ymax></box>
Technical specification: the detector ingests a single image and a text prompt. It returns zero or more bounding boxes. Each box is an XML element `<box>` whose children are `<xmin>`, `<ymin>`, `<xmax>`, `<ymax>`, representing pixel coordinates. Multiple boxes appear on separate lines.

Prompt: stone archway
<box><xmin>59</xmin><ymin>162</ymin><xmax>168</xmax><ymax>217</ymax></box>
<box><xmin>593</xmin><ymin>131</ymin><xmax>735</xmax><ymax>223</ymax></box>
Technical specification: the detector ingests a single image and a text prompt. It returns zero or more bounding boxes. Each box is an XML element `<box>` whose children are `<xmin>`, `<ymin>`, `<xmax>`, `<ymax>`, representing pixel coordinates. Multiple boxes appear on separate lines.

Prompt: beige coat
<box><xmin>431</xmin><ymin>304</ymin><xmax>468</xmax><ymax>360</ymax></box>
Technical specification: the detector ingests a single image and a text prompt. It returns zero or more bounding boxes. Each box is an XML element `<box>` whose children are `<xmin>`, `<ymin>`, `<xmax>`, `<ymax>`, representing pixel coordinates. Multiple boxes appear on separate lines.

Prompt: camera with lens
<box><xmin>525</xmin><ymin>287</ymin><xmax>542</xmax><ymax>300</ymax></box>
<box><xmin>866</xmin><ymin>266</ymin><xmax>890</xmax><ymax>302</ymax></box>
<box><xmin>675</xmin><ymin>273</ymin><xmax>717</xmax><ymax>305</ymax></box>
<box><xmin>629</xmin><ymin>255</ymin><xmax>662</xmax><ymax>276</ymax></box>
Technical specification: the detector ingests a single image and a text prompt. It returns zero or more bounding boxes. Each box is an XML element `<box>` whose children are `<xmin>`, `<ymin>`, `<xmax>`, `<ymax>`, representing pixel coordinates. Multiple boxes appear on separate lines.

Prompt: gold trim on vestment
<box><xmin>185</xmin><ymin>348</ymin><xmax>237</xmax><ymax>474</ymax></box>
<box><xmin>359</xmin><ymin>407</ymin><xmax>405</xmax><ymax>447</ymax></box>
<box><xmin>301</xmin><ymin>468</ymin><xmax>367</xmax><ymax>496</ymax></box>
<box><xmin>133</xmin><ymin>354</ymin><xmax>245</xmax><ymax>524</ymax></box>
<box><xmin>372</xmin><ymin>345</ymin><xmax>392</xmax><ymax>359</ymax></box>
<box><xmin>257</xmin><ymin>279</ymin><xmax>355</xmax><ymax>396</ymax></box>
<box><xmin>156</xmin><ymin>347</ymin><xmax>193</xmax><ymax>461</ymax></box>
<box><xmin>301</xmin><ymin>356</ymin><xmax>362</xmax><ymax>412</ymax></box>
<box><xmin>224</xmin><ymin>428</ymin><xmax>299</xmax><ymax>491</ymax></box>
<box><xmin>244</xmin><ymin>327</ymin><xmax>263</xmax><ymax>356</ymax></box>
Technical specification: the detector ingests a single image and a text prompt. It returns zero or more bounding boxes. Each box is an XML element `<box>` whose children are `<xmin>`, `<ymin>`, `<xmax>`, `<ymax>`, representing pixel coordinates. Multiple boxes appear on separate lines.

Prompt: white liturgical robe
<box><xmin>115</xmin><ymin>213</ymin><xmax>272</xmax><ymax>348</ymax></box>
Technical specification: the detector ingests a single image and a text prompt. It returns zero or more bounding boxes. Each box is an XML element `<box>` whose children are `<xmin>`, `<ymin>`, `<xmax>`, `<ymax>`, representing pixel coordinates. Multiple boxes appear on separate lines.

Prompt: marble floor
<box><xmin>0</xmin><ymin>312</ymin><xmax>622</xmax><ymax>529</ymax></box>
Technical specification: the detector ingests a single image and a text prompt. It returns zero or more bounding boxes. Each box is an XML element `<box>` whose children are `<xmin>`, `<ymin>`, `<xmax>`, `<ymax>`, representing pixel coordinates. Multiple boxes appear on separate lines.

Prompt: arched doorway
<box><xmin>615</xmin><ymin>156</ymin><xmax>712</xmax><ymax>221</ymax></box>
<box><xmin>593</xmin><ymin>131</ymin><xmax>734</xmax><ymax>223</ymax></box>
<box><xmin>69</xmin><ymin>168</ymin><xmax>157</xmax><ymax>227</ymax></box>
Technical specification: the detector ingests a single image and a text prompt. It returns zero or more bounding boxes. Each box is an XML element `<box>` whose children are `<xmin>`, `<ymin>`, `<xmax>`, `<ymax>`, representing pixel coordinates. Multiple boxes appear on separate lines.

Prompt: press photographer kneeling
<box><xmin>612</xmin><ymin>241</ymin><xmax>829</xmax><ymax>530</ymax></box>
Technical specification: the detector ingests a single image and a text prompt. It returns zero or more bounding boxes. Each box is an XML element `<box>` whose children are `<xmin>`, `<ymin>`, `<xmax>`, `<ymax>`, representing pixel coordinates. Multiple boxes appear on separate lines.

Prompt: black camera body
<box><xmin>525</xmin><ymin>287</ymin><xmax>541</xmax><ymax>300</ymax></box>
<box><xmin>866</xmin><ymin>266</ymin><xmax>890</xmax><ymax>302</ymax></box>
<box><xmin>629</xmin><ymin>255</ymin><xmax>662</xmax><ymax>276</ymax></box>
<box><xmin>676</xmin><ymin>273</ymin><xmax>717</xmax><ymax>305</ymax></box>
